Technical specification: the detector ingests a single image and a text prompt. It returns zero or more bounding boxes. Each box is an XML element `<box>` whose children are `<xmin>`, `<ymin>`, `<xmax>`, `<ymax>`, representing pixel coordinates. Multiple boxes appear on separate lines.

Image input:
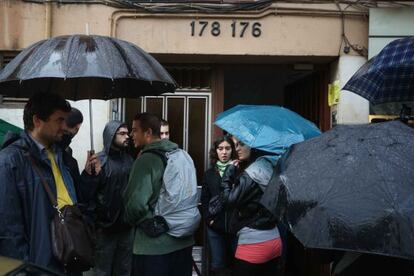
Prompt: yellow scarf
<box><xmin>46</xmin><ymin>149</ymin><xmax>73</xmax><ymax>209</ymax></box>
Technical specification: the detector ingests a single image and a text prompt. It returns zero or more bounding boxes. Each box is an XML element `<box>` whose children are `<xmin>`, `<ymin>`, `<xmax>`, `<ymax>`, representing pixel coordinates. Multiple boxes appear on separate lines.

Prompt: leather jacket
<box><xmin>210</xmin><ymin>163</ymin><xmax>276</xmax><ymax>234</ymax></box>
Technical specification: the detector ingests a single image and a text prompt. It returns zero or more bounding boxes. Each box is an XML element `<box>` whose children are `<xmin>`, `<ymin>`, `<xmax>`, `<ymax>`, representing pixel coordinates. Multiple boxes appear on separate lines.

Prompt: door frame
<box><xmin>122</xmin><ymin>91</ymin><xmax>213</xmax><ymax>172</ymax></box>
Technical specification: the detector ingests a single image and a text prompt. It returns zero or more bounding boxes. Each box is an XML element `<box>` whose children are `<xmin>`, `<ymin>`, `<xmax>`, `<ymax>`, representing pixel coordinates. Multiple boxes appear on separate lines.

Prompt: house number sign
<box><xmin>190</xmin><ymin>20</ymin><xmax>262</xmax><ymax>38</ymax></box>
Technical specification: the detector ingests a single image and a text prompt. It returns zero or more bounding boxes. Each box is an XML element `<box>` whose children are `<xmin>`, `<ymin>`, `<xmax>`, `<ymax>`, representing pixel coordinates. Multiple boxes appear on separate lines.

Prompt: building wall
<box><xmin>1</xmin><ymin>0</ymin><xmax>370</xmax><ymax>165</ymax></box>
<box><xmin>115</xmin><ymin>14</ymin><xmax>366</xmax><ymax>57</ymax></box>
<box><xmin>332</xmin><ymin>55</ymin><xmax>369</xmax><ymax>124</ymax></box>
<box><xmin>1</xmin><ymin>1</ymin><xmax>368</xmax><ymax>56</ymax></box>
<box><xmin>369</xmin><ymin>8</ymin><xmax>414</xmax><ymax>58</ymax></box>
<box><xmin>0</xmin><ymin>106</ymin><xmax>24</xmax><ymax>128</ymax></box>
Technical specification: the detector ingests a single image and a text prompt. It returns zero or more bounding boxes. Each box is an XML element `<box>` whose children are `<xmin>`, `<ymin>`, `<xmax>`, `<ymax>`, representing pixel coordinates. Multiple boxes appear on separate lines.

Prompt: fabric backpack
<box><xmin>147</xmin><ymin>148</ymin><xmax>201</xmax><ymax>238</ymax></box>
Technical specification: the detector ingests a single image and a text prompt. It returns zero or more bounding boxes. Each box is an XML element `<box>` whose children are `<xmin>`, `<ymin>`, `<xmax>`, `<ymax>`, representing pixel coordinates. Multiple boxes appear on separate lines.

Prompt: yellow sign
<box><xmin>328</xmin><ymin>80</ymin><xmax>340</xmax><ymax>107</ymax></box>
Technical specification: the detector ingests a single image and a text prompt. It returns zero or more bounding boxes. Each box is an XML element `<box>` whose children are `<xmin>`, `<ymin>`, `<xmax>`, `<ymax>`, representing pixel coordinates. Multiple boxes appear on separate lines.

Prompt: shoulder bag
<box><xmin>27</xmin><ymin>153</ymin><xmax>95</xmax><ymax>272</ymax></box>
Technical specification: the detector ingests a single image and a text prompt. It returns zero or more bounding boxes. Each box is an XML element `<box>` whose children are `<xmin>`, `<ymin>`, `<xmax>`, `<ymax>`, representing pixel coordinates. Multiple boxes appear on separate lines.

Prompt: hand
<box><xmin>84</xmin><ymin>151</ymin><xmax>102</xmax><ymax>175</ymax></box>
<box><xmin>231</xmin><ymin>159</ymin><xmax>240</xmax><ymax>168</ymax></box>
<box><xmin>209</xmin><ymin>220</ymin><xmax>214</xmax><ymax>226</ymax></box>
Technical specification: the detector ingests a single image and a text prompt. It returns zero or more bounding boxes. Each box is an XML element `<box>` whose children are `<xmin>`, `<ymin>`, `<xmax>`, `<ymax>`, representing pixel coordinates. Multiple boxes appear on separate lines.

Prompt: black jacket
<box><xmin>201</xmin><ymin>167</ymin><xmax>227</xmax><ymax>233</ymax></box>
<box><xmin>83</xmin><ymin>121</ymin><xmax>133</xmax><ymax>231</ymax></box>
<box><xmin>210</xmin><ymin>163</ymin><xmax>277</xmax><ymax>234</ymax></box>
<box><xmin>62</xmin><ymin>148</ymin><xmax>88</xmax><ymax>205</ymax></box>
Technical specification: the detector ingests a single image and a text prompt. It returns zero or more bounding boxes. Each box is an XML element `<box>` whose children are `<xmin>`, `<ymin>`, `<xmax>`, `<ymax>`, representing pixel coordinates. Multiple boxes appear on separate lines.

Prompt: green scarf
<box><xmin>216</xmin><ymin>160</ymin><xmax>231</xmax><ymax>177</ymax></box>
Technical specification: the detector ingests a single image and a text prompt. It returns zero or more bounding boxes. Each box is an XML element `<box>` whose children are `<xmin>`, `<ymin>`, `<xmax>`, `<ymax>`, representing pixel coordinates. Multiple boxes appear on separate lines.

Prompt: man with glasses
<box><xmin>83</xmin><ymin>120</ymin><xmax>134</xmax><ymax>276</ymax></box>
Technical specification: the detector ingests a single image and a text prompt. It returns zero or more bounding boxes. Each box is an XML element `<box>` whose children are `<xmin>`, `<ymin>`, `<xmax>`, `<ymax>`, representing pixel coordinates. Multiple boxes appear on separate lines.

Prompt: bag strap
<box><xmin>26</xmin><ymin>152</ymin><xmax>58</xmax><ymax>208</ymax></box>
<box><xmin>144</xmin><ymin>149</ymin><xmax>168</xmax><ymax>167</ymax></box>
<box><xmin>141</xmin><ymin>149</ymin><xmax>168</xmax><ymax>214</ymax></box>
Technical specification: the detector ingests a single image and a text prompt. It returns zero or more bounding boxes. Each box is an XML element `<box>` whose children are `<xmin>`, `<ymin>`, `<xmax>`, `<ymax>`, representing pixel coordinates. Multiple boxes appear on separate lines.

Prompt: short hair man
<box><xmin>60</xmin><ymin>107</ymin><xmax>83</xmax><ymax>152</ymax></box>
<box><xmin>160</xmin><ymin>119</ymin><xmax>170</xmax><ymax>140</ymax></box>
<box><xmin>0</xmin><ymin>92</ymin><xmax>78</xmax><ymax>272</ymax></box>
<box><xmin>84</xmin><ymin>120</ymin><xmax>134</xmax><ymax>276</ymax></box>
<box><xmin>58</xmin><ymin>107</ymin><xmax>83</xmax><ymax>156</ymax></box>
<box><xmin>124</xmin><ymin>113</ymin><xmax>194</xmax><ymax>276</ymax></box>
<box><xmin>59</xmin><ymin>107</ymin><xmax>98</xmax><ymax>206</ymax></box>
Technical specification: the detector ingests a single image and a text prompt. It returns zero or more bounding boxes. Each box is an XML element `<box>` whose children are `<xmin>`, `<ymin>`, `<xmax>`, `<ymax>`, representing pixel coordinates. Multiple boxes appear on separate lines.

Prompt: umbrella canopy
<box><xmin>343</xmin><ymin>37</ymin><xmax>414</xmax><ymax>104</ymax></box>
<box><xmin>0</xmin><ymin>34</ymin><xmax>176</xmax><ymax>151</ymax></box>
<box><xmin>261</xmin><ymin>121</ymin><xmax>414</xmax><ymax>260</ymax></box>
<box><xmin>214</xmin><ymin>105</ymin><xmax>321</xmax><ymax>154</ymax></box>
<box><xmin>0</xmin><ymin>34</ymin><xmax>176</xmax><ymax>99</ymax></box>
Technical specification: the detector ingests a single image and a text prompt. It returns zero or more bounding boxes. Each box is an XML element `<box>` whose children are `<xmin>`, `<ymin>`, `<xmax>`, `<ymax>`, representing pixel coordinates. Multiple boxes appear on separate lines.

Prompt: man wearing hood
<box><xmin>84</xmin><ymin>120</ymin><xmax>134</xmax><ymax>276</ymax></box>
<box><xmin>0</xmin><ymin>92</ymin><xmax>77</xmax><ymax>271</ymax></box>
<box><xmin>124</xmin><ymin>113</ymin><xmax>195</xmax><ymax>276</ymax></box>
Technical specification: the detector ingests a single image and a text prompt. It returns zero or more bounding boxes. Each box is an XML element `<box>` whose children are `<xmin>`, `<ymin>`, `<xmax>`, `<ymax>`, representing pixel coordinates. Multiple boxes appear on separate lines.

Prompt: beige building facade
<box><xmin>4</xmin><ymin>2</ymin><xmax>413</xmax><ymax>275</ymax></box>
<box><xmin>0</xmin><ymin>0</ymin><xmax>373</xmax><ymax>172</ymax></box>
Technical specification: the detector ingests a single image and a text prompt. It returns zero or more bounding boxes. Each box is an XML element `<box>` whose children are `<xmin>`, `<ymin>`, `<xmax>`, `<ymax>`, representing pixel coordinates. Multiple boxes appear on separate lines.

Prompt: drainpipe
<box><xmin>45</xmin><ymin>1</ymin><xmax>52</xmax><ymax>38</ymax></box>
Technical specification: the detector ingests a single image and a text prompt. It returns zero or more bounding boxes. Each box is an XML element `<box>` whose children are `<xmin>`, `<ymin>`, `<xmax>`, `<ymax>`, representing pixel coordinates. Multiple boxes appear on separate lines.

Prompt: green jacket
<box><xmin>123</xmin><ymin>139</ymin><xmax>194</xmax><ymax>255</ymax></box>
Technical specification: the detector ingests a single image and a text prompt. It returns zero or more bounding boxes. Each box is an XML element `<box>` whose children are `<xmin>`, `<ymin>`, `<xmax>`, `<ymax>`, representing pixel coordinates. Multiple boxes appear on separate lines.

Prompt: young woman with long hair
<box><xmin>201</xmin><ymin>135</ymin><xmax>236</xmax><ymax>275</ymax></box>
<box><xmin>209</xmin><ymin>135</ymin><xmax>283</xmax><ymax>276</ymax></box>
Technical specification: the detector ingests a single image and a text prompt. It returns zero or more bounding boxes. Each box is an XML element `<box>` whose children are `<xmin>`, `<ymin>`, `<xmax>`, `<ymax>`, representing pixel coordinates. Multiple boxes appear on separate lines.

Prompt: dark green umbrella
<box><xmin>0</xmin><ymin>119</ymin><xmax>22</xmax><ymax>147</ymax></box>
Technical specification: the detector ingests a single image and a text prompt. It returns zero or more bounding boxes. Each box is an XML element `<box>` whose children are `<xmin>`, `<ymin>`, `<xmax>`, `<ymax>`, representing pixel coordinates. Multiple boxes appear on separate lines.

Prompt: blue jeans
<box><xmin>206</xmin><ymin>227</ymin><xmax>236</xmax><ymax>270</ymax></box>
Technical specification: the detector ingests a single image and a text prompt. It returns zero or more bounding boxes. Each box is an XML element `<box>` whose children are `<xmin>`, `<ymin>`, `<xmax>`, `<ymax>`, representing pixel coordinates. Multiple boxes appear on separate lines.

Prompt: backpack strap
<box><xmin>144</xmin><ymin>149</ymin><xmax>168</xmax><ymax>167</ymax></box>
<box><xmin>141</xmin><ymin>149</ymin><xmax>168</xmax><ymax>214</ymax></box>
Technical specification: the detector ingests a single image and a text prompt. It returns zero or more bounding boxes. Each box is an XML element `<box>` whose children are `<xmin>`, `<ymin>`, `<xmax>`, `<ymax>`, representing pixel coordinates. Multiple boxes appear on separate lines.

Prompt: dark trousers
<box><xmin>92</xmin><ymin>227</ymin><xmax>134</xmax><ymax>276</ymax></box>
<box><xmin>234</xmin><ymin>257</ymin><xmax>280</xmax><ymax>276</ymax></box>
<box><xmin>132</xmin><ymin>246</ymin><xmax>193</xmax><ymax>276</ymax></box>
<box><xmin>206</xmin><ymin>227</ymin><xmax>236</xmax><ymax>270</ymax></box>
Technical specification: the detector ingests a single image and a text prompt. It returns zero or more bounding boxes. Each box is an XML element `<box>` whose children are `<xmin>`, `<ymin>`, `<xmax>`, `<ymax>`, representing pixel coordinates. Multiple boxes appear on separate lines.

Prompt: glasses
<box><xmin>116</xmin><ymin>131</ymin><xmax>129</xmax><ymax>136</ymax></box>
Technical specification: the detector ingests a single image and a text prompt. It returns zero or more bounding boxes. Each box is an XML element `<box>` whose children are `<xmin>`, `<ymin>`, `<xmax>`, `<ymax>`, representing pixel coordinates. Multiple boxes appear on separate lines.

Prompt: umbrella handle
<box><xmin>89</xmin><ymin>99</ymin><xmax>94</xmax><ymax>151</ymax></box>
<box><xmin>89</xmin><ymin>149</ymin><xmax>96</xmax><ymax>175</ymax></box>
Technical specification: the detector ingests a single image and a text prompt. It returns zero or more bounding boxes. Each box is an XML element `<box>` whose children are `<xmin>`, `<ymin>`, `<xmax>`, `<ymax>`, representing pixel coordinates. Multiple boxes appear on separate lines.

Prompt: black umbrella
<box><xmin>0</xmin><ymin>34</ymin><xmax>176</xmax><ymax>150</ymax></box>
<box><xmin>343</xmin><ymin>37</ymin><xmax>414</xmax><ymax>105</ymax></box>
<box><xmin>261</xmin><ymin>121</ymin><xmax>414</xmax><ymax>260</ymax></box>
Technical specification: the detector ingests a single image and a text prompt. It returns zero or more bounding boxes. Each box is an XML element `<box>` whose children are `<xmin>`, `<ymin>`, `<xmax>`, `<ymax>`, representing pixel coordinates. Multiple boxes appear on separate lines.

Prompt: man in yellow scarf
<box><xmin>0</xmin><ymin>92</ymin><xmax>78</xmax><ymax>273</ymax></box>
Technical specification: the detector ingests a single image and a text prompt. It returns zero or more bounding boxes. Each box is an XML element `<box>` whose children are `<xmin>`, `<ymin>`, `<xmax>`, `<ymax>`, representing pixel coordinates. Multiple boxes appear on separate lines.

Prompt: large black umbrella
<box><xmin>343</xmin><ymin>37</ymin><xmax>414</xmax><ymax>105</ymax></box>
<box><xmin>0</xmin><ymin>34</ymin><xmax>176</xmax><ymax>150</ymax></box>
<box><xmin>0</xmin><ymin>34</ymin><xmax>176</xmax><ymax>99</ymax></box>
<box><xmin>261</xmin><ymin>121</ymin><xmax>414</xmax><ymax>260</ymax></box>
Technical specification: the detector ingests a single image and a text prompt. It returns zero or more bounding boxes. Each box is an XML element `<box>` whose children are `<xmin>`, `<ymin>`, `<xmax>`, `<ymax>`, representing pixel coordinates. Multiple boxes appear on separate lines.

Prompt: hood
<box><xmin>245</xmin><ymin>155</ymin><xmax>280</xmax><ymax>189</ymax></box>
<box><xmin>142</xmin><ymin>138</ymin><xmax>178</xmax><ymax>153</ymax></box>
<box><xmin>0</xmin><ymin>131</ymin><xmax>51</xmax><ymax>163</ymax></box>
<box><xmin>103</xmin><ymin>120</ymin><xmax>125</xmax><ymax>155</ymax></box>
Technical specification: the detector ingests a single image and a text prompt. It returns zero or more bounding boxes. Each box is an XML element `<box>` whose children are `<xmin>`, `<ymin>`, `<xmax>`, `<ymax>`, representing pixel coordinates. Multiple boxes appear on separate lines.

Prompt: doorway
<box><xmin>124</xmin><ymin>92</ymin><xmax>212</xmax><ymax>182</ymax></box>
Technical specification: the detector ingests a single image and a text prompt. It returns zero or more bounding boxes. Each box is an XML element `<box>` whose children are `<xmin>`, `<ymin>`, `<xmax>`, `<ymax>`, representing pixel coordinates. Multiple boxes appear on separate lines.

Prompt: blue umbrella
<box><xmin>214</xmin><ymin>105</ymin><xmax>321</xmax><ymax>154</ymax></box>
<box><xmin>343</xmin><ymin>37</ymin><xmax>414</xmax><ymax>105</ymax></box>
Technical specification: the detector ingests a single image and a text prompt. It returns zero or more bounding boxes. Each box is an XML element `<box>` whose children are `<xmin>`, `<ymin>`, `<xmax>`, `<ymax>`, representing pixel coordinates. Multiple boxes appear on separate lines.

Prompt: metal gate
<box><xmin>122</xmin><ymin>92</ymin><xmax>212</xmax><ymax>181</ymax></box>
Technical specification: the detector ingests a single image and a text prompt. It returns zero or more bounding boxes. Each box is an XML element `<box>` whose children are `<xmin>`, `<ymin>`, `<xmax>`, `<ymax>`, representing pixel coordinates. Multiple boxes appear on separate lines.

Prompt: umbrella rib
<box><xmin>358</xmin><ymin>132</ymin><xmax>397</xmax><ymax>208</ymax></box>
